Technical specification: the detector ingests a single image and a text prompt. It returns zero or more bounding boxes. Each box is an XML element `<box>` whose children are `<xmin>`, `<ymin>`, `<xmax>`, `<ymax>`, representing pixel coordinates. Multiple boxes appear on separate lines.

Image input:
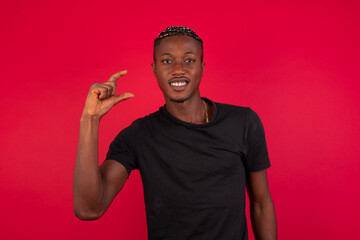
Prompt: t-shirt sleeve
<box><xmin>105</xmin><ymin>119</ymin><xmax>140</xmax><ymax>177</ymax></box>
<box><xmin>244</xmin><ymin>108</ymin><xmax>271</xmax><ymax>171</ymax></box>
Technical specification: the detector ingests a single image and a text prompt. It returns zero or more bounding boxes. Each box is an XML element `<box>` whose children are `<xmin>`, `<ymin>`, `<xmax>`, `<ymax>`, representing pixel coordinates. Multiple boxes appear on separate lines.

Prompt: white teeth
<box><xmin>170</xmin><ymin>82</ymin><xmax>186</xmax><ymax>87</ymax></box>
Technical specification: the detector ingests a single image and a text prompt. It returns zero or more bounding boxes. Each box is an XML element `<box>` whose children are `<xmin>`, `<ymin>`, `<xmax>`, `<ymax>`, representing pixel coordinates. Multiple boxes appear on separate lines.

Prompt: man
<box><xmin>73</xmin><ymin>26</ymin><xmax>277</xmax><ymax>240</ymax></box>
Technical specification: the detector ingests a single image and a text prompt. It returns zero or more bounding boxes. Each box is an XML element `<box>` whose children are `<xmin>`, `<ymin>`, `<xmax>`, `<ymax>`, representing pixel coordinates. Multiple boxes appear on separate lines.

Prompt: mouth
<box><xmin>169</xmin><ymin>77</ymin><xmax>189</xmax><ymax>91</ymax></box>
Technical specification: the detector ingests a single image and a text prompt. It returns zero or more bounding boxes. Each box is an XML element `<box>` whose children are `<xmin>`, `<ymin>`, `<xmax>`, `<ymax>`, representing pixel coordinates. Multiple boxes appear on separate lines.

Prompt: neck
<box><xmin>165</xmin><ymin>96</ymin><xmax>208</xmax><ymax>124</ymax></box>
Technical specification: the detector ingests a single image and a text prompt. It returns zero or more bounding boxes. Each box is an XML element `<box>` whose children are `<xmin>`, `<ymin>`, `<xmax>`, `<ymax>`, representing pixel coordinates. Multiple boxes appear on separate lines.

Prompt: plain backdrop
<box><xmin>1</xmin><ymin>0</ymin><xmax>359</xmax><ymax>239</ymax></box>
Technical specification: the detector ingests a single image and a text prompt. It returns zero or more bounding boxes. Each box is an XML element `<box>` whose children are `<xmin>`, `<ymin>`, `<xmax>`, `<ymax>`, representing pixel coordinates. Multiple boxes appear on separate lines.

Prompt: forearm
<box><xmin>73</xmin><ymin>114</ymin><xmax>104</xmax><ymax>219</ymax></box>
<box><xmin>250</xmin><ymin>200</ymin><xmax>277</xmax><ymax>240</ymax></box>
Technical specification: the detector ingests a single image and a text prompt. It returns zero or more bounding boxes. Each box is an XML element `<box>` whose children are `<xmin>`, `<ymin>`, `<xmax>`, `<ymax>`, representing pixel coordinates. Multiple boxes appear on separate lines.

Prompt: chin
<box><xmin>169</xmin><ymin>95</ymin><xmax>191</xmax><ymax>103</ymax></box>
<box><xmin>170</xmin><ymin>99</ymin><xmax>186</xmax><ymax>103</ymax></box>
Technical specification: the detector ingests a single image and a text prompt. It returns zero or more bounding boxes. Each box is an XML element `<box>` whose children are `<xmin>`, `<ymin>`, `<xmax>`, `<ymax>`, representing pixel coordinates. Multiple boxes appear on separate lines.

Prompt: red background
<box><xmin>1</xmin><ymin>0</ymin><xmax>359</xmax><ymax>239</ymax></box>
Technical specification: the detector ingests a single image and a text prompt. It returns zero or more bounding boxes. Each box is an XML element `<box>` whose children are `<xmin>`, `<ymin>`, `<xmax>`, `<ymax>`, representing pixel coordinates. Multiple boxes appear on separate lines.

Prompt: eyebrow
<box><xmin>160</xmin><ymin>52</ymin><xmax>197</xmax><ymax>57</ymax></box>
<box><xmin>161</xmin><ymin>53</ymin><xmax>172</xmax><ymax>56</ymax></box>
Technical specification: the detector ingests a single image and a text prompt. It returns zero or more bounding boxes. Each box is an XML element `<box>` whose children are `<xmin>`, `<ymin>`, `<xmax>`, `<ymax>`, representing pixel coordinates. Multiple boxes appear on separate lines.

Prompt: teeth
<box><xmin>171</xmin><ymin>82</ymin><xmax>186</xmax><ymax>87</ymax></box>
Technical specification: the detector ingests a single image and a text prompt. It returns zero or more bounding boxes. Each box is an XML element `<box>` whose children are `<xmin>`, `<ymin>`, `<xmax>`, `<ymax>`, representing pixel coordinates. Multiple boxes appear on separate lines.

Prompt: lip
<box><xmin>168</xmin><ymin>77</ymin><xmax>190</xmax><ymax>84</ymax></box>
<box><xmin>168</xmin><ymin>77</ymin><xmax>190</xmax><ymax>91</ymax></box>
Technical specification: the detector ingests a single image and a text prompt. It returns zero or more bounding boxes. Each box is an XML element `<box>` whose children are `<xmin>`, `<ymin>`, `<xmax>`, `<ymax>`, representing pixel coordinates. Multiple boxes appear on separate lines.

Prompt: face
<box><xmin>152</xmin><ymin>35</ymin><xmax>205</xmax><ymax>103</ymax></box>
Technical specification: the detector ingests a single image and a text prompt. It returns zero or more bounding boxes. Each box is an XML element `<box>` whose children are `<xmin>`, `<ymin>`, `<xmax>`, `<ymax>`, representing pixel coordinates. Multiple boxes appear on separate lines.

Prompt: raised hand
<box><xmin>82</xmin><ymin>70</ymin><xmax>134</xmax><ymax>118</ymax></box>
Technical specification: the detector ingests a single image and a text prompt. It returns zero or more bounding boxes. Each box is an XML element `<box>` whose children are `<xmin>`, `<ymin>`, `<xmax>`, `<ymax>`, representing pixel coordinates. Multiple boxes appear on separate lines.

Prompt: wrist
<box><xmin>80</xmin><ymin>112</ymin><xmax>101</xmax><ymax>123</ymax></box>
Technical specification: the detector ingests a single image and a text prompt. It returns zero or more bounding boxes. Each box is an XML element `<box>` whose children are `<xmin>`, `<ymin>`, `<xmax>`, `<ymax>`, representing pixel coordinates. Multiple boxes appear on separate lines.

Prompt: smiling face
<box><xmin>152</xmin><ymin>35</ymin><xmax>205</xmax><ymax>103</ymax></box>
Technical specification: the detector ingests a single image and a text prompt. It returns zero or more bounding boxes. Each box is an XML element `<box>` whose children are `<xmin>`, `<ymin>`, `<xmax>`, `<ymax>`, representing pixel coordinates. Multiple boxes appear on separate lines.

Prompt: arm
<box><xmin>73</xmin><ymin>70</ymin><xmax>134</xmax><ymax>220</ymax></box>
<box><xmin>246</xmin><ymin>169</ymin><xmax>277</xmax><ymax>240</ymax></box>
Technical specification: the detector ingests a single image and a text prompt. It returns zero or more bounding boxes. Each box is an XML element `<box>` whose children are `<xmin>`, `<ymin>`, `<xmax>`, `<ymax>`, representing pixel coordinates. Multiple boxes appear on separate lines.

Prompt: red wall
<box><xmin>1</xmin><ymin>0</ymin><xmax>359</xmax><ymax>239</ymax></box>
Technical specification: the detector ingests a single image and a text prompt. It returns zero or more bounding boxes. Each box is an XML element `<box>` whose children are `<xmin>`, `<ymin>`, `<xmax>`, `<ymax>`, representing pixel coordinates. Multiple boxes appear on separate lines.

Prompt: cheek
<box><xmin>156</xmin><ymin>65</ymin><xmax>170</xmax><ymax>75</ymax></box>
<box><xmin>155</xmin><ymin>73</ymin><xmax>168</xmax><ymax>87</ymax></box>
<box><xmin>190</xmin><ymin>65</ymin><xmax>203</xmax><ymax>76</ymax></box>
<box><xmin>158</xmin><ymin>70</ymin><xmax>168</xmax><ymax>80</ymax></box>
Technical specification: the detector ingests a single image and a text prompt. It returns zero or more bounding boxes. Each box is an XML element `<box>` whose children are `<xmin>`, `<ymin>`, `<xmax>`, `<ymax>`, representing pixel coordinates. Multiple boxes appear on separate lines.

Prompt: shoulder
<box><xmin>216</xmin><ymin>101</ymin><xmax>249</xmax><ymax>113</ymax></box>
<box><xmin>208</xmin><ymin>99</ymin><xmax>265</xmax><ymax>131</ymax></box>
<box><xmin>119</xmin><ymin>108</ymin><xmax>163</xmax><ymax>135</ymax></box>
<box><xmin>212</xmin><ymin>100</ymin><xmax>253</xmax><ymax>120</ymax></box>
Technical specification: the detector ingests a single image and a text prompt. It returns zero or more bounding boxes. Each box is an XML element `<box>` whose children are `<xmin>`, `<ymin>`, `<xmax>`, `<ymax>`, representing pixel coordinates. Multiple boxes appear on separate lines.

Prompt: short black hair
<box><xmin>153</xmin><ymin>26</ymin><xmax>203</xmax><ymax>61</ymax></box>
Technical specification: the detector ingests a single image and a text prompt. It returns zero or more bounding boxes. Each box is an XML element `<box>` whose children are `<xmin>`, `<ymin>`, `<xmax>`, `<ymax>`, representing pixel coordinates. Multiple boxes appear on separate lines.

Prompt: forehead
<box><xmin>154</xmin><ymin>35</ymin><xmax>202</xmax><ymax>55</ymax></box>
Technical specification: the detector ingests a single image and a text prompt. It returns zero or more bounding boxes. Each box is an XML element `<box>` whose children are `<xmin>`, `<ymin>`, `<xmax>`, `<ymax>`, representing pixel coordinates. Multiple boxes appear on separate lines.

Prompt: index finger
<box><xmin>108</xmin><ymin>70</ymin><xmax>128</xmax><ymax>82</ymax></box>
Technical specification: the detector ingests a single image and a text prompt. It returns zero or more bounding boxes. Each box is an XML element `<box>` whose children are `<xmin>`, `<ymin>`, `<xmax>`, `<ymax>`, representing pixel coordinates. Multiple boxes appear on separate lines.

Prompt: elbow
<box><xmin>250</xmin><ymin>198</ymin><xmax>275</xmax><ymax>216</ymax></box>
<box><xmin>74</xmin><ymin>207</ymin><xmax>102</xmax><ymax>221</ymax></box>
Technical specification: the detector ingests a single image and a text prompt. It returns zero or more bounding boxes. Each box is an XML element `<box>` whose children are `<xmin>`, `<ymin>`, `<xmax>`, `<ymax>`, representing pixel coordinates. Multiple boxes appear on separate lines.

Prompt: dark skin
<box><xmin>73</xmin><ymin>35</ymin><xmax>277</xmax><ymax>239</ymax></box>
<box><xmin>73</xmin><ymin>71</ymin><xmax>133</xmax><ymax>220</ymax></box>
<box><xmin>151</xmin><ymin>35</ymin><xmax>206</xmax><ymax>124</ymax></box>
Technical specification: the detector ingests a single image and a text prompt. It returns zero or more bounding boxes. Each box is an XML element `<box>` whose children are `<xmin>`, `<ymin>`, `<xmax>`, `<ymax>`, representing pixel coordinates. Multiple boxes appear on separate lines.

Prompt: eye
<box><xmin>162</xmin><ymin>59</ymin><xmax>172</xmax><ymax>64</ymax></box>
<box><xmin>184</xmin><ymin>59</ymin><xmax>195</xmax><ymax>63</ymax></box>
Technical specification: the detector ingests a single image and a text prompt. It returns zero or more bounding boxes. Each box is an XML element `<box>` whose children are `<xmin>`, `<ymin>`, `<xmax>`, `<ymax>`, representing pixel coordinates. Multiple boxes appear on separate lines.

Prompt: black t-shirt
<box><xmin>106</xmin><ymin>98</ymin><xmax>270</xmax><ymax>240</ymax></box>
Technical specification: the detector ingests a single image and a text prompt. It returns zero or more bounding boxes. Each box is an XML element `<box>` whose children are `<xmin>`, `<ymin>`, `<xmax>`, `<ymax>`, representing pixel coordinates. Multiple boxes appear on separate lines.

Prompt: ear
<box><xmin>151</xmin><ymin>62</ymin><xmax>156</xmax><ymax>75</ymax></box>
<box><xmin>201</xmin><ymin>61</ymin><xmax>205</xmax><ymax>76</ymax></box>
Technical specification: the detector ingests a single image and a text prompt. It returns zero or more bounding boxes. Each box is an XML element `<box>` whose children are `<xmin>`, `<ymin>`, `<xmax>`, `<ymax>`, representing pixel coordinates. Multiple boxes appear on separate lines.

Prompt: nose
<box><xmin>172</xmin><ymin>61</ymin><xmax>185</xmax><ymax>76</ymax></box>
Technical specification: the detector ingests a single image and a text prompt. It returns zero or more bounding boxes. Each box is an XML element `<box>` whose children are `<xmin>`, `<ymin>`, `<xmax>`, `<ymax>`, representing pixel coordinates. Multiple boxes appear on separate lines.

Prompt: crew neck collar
<box><xmin>160</xmin><ymin>97</ymin><xmax>217</xmax><ymax>128</ymax></box>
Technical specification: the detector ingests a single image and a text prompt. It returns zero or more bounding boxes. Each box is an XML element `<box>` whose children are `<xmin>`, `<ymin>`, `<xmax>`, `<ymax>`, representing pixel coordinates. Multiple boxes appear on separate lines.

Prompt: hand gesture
<box><xmin>82</xmin><ymin>70</ymin><xmax>134</xmax><ymax>118</ymax></box>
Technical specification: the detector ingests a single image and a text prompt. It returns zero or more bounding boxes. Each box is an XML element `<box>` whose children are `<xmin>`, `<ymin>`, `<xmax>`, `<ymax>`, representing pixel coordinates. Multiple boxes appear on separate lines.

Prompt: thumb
<box><xmin>113</xmin><ymin>92</ymin><xmax>135</xmax><ymax>105</ymax></box>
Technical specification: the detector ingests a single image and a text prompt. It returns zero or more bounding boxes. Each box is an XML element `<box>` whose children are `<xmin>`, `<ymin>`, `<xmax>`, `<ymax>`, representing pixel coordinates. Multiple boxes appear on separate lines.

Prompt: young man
<box><xmin>73</xmin><ymin>26</ymin><xmax>277</xmax><ymax>240</ymax></box>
